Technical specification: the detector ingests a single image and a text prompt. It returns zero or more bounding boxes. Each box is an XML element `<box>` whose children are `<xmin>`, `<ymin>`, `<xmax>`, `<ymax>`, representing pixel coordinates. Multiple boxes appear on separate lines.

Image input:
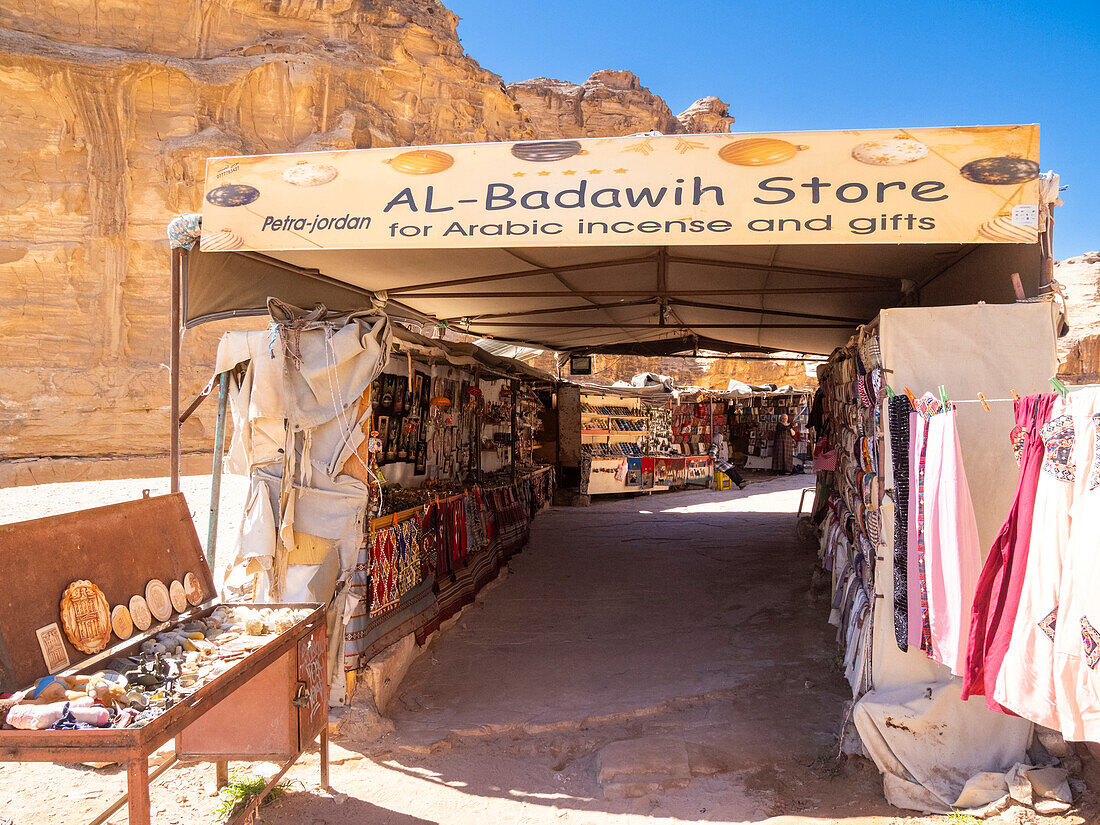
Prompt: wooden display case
<box><xmin>0</xmin><ymin>493</ymin><xmax>329</xmax><ymax>825</ymax></box>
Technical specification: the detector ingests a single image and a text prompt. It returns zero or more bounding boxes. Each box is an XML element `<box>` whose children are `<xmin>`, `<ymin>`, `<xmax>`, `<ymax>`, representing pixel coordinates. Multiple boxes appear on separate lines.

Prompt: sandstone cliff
<box><xmin>1055</xmin><ymin>252</ymin><xmax>1100</xmax><ymax>384</ymax></box>
<box><xmin>0</xmin><ymin>0</ymin><xmax>732</xmax><ymax>482</ymax></box>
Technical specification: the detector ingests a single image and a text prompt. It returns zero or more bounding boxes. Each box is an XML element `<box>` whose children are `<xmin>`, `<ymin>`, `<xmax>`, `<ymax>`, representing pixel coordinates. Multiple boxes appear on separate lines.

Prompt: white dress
<box><xmin>1051</xmin><ymin>389</ymin><xmax>1100</xmax><ymax>740</ymax></box>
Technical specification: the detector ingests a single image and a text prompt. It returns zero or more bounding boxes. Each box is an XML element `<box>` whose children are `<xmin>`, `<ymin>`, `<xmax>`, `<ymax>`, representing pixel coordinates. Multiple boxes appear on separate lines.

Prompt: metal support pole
<box><xmin>207</xmin><ymin>371</ymin><xmax>230</xmax><ymax>569</ymax></box>
<box><xmin>170</xmin><ymin>248</ymin><xmax>182</xmax><ymax>493</ymax></box>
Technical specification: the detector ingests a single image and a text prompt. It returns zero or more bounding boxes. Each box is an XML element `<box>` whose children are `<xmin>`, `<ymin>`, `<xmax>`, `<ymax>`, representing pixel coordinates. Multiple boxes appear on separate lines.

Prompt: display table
<box><xmin>0</xmin><ymin>494</ymin><xmax>329</xmax><ymax>825</ymax></box>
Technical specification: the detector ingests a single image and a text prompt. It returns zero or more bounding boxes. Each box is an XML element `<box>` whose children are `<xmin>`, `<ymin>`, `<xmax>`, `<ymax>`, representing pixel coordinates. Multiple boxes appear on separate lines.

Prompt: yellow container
<box><xmin>714</xmin><ymin>471</ymin><xmax>731</xmax><ymax>491</ymax></box>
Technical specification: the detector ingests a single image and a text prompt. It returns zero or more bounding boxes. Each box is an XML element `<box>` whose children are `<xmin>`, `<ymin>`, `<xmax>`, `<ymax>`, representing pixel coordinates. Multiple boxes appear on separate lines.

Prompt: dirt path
<box><xmin>0</xmin><ymin>476</ymin><xmax>1091</xmax><ymax>824</ymax></box>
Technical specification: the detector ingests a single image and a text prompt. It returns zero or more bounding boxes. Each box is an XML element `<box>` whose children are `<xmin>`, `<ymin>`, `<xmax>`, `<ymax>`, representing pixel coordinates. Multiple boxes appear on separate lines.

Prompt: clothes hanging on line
<box><xmin>896</xmin><ymin>395</ymin><xmax>982</xmax><ymax>676</ymax></box>
<box><xmin>962</xmin><ymin>393</ymin><xmax>1056</xmax><ymax>712</ymax></box>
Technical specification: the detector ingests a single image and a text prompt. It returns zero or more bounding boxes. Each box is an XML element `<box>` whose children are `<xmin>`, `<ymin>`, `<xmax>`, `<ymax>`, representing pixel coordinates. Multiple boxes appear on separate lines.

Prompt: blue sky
<box><xmin>449</xmin><ymin>0</ymin><xmax>1098</xmax><ymax>258</ymax></box>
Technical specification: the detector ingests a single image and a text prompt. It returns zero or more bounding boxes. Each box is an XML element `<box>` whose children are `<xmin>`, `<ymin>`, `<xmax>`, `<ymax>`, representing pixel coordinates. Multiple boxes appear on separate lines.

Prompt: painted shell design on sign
<box><xmin>385</xmin><ymin>149</ymin><xmax>455</xmax><ymax>175</ymax></box>
<box><xmin>282</xmin><ymin>161</ymin><xmax>338</xmax><ymax>186</ymax></box>
<box><xmin>511</xmin><ymin>140</ymin><xmax>585</xmax><ymax>162</ymax></box>
<box><xmin>718</xmin><ymin>138</ymin><xmax>808</xmax><ymax>166</ymax></box>
<box><xmin>60</xmin><ymin>580</ymin><xmax>112</xmax><ymax>655</ymax></box>
<box><xmin>200</xmin><ymin>229</ymin><xmax>243</xmax><ymax>251</ymax></box>
<box><xmin>960</xmin><ymin>156</ymin><xmax>1040</xmax><ymax>185</ymax></box>
<box><xmin>851</xmin><ymin>138</ymin><xmax>928</xmax><ymax>166</ymax></box>
<box><xmin>205</xmin><ymin>183</ymin><xmax>260</xmax><ymax>207</ymax></box>
<box><xmin>978</xmin><ymin>215</ymin><xmax>1038</xmax><ymax>243</ymax></box>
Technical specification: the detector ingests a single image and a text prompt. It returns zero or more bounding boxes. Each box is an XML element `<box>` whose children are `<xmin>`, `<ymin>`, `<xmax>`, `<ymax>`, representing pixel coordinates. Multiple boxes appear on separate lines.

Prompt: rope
<box><xmin>269</xmin><ymin>317</ymin><xmax>309</xmax><ymax>370</ymax></box>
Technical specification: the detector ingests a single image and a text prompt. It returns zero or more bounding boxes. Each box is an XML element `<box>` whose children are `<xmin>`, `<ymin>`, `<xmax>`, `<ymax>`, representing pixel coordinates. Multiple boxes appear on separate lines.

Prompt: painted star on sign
<box><xmin>562</xmin><ymin>170</ymin><xmax>577</xmax><ymax>175</ymax></box>
<box><xmin>512</xmin><ymin>172</ymin><xmax>526</xmax><ymax>177</ymax></box>
<box><xmin>537</xmin><ymin>171</ymin><xmax>551</xmax><ymax>176</ymax></box>
<box><xmin>614</xmin><ymin>168</ymin><xmax>628</xmax><ymax>173</ymax></box>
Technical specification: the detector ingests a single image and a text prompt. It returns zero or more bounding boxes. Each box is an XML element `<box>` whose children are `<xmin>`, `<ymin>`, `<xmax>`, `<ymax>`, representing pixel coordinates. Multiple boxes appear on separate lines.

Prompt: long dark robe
<box><xmin>772</xmin><ymin>424</ymin><xmax>795</xmax><ymax>473</ymax></box>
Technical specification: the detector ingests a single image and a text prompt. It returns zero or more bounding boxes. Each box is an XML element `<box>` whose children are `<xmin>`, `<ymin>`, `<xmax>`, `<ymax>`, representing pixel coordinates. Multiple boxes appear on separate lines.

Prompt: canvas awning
<box><xmin>182</xmin><ymin>125</ymin><xmax>1052</xmax><ymax>356</ymax></box>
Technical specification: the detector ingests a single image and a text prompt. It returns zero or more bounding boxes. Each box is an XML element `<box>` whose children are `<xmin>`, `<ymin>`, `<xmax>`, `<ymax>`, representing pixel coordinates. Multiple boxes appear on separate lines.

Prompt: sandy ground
<box><xmin>0</xmin><ymin>476</ymin><xmax>1093</xmax><ymax>824</ymax></box>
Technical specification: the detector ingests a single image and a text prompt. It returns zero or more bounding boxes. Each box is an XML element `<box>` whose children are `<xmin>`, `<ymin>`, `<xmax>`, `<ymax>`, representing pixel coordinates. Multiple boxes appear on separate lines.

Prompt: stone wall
<box><xmin>0</xmin><ymin>0</ymin><xmax>731</xmax><ymax>483</ymax></box>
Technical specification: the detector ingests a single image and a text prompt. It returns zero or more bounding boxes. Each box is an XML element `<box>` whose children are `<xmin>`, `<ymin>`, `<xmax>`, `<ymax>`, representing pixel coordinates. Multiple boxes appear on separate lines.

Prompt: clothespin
<box><xmin>1049</xmin><ymin>377</ymin><xmax>1069</xmax><ymax>399</ymax></box>
<box><xmin>978</xmin><ymin>392</ymin><xmax>991</xmax><ymax>412</ymax></box>
<box><xmin>1011</xmin><ymin>389</ymin><xmax>1021</xmax><ymax>402</ymax></box>
<box><xmin>903</xmin><ymin>387</ymin><xmax>918</xmax><ymax>407</ymax></box>
<box><xmin>938</xmin><ymin>385</ymin><xmax>949</xmax><ymax>410</ymax></box>
<box><xmin>886</xmin><ymin>385</ymin><xmax>896</xmax><ymax>399</ymax></box>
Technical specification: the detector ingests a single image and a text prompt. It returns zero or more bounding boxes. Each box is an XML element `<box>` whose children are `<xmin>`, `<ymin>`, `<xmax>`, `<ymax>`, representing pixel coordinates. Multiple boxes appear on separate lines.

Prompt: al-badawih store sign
<box><xmin>199</xmin><ymin>124</ymin><xmax>1040</xmax><ymax>251</ymax></box>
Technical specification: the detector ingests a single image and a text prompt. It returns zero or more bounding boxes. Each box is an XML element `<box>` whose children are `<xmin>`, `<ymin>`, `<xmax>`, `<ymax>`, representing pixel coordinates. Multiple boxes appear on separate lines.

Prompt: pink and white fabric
<box><xmin>922</xmin><ymin>409</ymin><xmax>982</xmax><ymax>676</ymax></box>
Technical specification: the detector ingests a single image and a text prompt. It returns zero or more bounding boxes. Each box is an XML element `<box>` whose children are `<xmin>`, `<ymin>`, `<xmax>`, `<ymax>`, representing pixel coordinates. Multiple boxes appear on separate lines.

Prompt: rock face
<box><xmin>507</xmin><ymin>71</ymin><xmax>734</xmax><ymax>137</ymax></box>
<box><xmin>0</xmin><ymin>1</ymin><xmax>730</xmax><ymax>479</ymax></box>
<box><xmin>1055</xmin><ymin>252</ymin><xmax>1100</xmax><ymax>384</ymax></box>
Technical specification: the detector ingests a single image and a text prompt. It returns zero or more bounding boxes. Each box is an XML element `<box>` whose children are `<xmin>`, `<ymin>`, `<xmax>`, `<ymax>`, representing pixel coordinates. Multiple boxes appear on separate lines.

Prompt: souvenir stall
<box><xmin>164</xmin><ymin>123</ymin><xmax>1061</xmax><ymax>813</ymax></box>
<box><xmin>573</xmin><ymin>386</ymin><xmax>669</xmax><ymax>495</ymax></box>
<box><xmin>191</xmin><ymin>298</ymin><xmax>556</xmax><ymax>705</ymax></box>
<box><xmin>0</xmin><ymin>494</ymin><xmax>329</xmax><ymax>825</ymax></box>
<box><xmin>813</xmin><ymin>300</ymin><xmax>1078</xmax><ymax>814</ymax></box>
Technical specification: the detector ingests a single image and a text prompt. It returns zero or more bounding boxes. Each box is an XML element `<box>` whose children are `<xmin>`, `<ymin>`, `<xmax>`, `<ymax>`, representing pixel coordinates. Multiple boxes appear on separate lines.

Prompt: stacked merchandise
<box><xmin>815</xmin><ymin>340</ymin><xmax>881</xmax><ymax>697</ymax></box>
<box><xmin>964</xmin><ymin>387</ymin><xmax>1100</xmax><ymax>744</ymax></box>
<box><xmin>580</xmin><ymin>399</ymin><xmax>649</xmax><ymax>458</ymax></box>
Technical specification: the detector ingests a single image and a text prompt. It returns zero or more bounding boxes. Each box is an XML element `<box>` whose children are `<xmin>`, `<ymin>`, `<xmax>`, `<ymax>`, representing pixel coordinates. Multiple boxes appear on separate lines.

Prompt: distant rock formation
<box><xmin>507</xmin><ymin>71</ymin><xmax>734</xmax><ymax>137</ymax></box>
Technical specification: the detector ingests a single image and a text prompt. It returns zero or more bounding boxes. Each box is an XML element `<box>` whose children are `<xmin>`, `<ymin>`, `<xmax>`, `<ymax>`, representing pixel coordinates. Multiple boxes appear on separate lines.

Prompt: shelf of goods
<box><xmin>579</xmin><ymin>392</ymin><xmax>669</xmax><ymax>495</ymax></box>
<box><xmin>0</xmin><ymin>494</ymin><xmax>329</xmax><ymax>825</ymax></box>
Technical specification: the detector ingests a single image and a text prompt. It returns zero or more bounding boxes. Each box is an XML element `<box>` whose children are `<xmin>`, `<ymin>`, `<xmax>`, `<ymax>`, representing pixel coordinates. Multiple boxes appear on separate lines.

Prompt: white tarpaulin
<box><xmin>215</xmin><ymin>302</ymin><xmax>391</xmax><ymax>701</ymax></box>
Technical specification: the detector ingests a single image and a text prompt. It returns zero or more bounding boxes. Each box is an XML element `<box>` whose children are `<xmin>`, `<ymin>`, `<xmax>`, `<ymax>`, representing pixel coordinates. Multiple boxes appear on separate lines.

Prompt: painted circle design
<box><xmin>204</xmin><ymin>184</ymin><xmax>260</xmax><ymax>207</ymax></box>
<box><xmin>960</xmin><ymin>157</ymin><xmax>1040</xmax><ymax>185</ymax></box>
<box><xmin>385</xmin><ymin>150</ymin><xmax>455</xmax><ymax>175</ymax></box>
<box><xmin>510</xmin><ymin>141</ymin><xmax>584</xmax><ymax>162</ymax></box>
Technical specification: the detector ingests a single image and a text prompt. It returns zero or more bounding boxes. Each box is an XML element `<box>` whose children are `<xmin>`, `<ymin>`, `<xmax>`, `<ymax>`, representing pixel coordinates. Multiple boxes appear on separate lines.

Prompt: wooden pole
<box><xmin>170</xmin><ymin>248</ymin><xmax>182</xmax><ymax>494</ymax></box>
<box><xmin>206</xmin><ymin>371</ymin><xmax>230</xmax><ymax>569</ymax></box>
<box><xmin>127</xmin><ymin>757</ymin><xmax>151</xmax><ymax>825</ymax></box>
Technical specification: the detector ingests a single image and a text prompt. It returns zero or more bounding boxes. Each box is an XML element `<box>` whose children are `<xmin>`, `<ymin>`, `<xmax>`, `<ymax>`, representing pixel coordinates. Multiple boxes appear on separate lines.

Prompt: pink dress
<box><xmin>994</xmin><ymin>397</ymin><xmax>1072</xmax><ymax>728</ymax></box>
<box><xmin>923</xmin><ymin>409</ymin><xmax>982</xmax><ymax>676</ymax></box>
